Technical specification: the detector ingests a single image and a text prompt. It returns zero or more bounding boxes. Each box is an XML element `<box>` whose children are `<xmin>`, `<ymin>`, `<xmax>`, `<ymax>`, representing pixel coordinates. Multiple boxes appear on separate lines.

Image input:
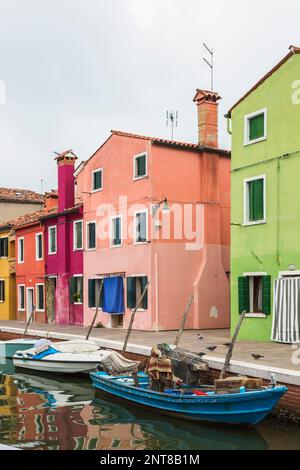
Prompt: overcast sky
<box><xmin>0</xmin><ymin>0</ymin><xmax>299</xmax><ymax>192</ymax></box>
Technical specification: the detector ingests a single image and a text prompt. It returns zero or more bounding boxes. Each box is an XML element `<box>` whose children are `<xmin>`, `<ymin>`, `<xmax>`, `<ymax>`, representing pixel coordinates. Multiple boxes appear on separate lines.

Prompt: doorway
<box><xmin>26</xmin><ymin>288</ymin><xmax>34</xmax><ymax>322</ymax></box>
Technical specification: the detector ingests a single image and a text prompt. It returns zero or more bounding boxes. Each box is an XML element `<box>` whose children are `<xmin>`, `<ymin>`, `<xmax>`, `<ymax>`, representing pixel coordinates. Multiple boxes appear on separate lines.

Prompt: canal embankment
<box><xmin>1</xmin><ymin>320</ymin><xmax>300</xmax><ymax>423</ymax></box>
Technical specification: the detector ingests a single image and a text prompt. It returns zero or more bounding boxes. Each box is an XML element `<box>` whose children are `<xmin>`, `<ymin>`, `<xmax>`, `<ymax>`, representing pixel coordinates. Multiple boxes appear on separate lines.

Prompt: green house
<box><xmin>227</xmin><ymin>46</ymin><xmax>300</xmax><ymax>343</ymax></box>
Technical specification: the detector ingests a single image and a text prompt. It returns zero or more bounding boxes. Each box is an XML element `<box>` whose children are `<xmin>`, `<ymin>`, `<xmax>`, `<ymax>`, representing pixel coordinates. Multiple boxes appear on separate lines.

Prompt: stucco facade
<box><xmin>0</xmin><ymin>226</ymin><xmax>16</xmax><ymax>320</ymax></box>
<box><xmin>229</xmin><ymin>46</ymin><xmax>300</xmax><ymax>342</ymax></box>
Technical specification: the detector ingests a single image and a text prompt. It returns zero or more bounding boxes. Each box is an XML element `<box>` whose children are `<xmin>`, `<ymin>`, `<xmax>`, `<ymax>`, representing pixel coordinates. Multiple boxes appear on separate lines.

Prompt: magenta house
<box><xmin>41</xmin><ymin>152</ymin><xmax>84</xmax><ymax>326</ymax></box>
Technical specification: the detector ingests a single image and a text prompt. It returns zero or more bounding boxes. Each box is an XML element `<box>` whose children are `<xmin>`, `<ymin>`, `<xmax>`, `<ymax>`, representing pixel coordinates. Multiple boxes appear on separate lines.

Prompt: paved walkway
<box><xmin>0</xmin><ymin>320</ymin><xmax>299</xmax><ymax>373</ymax></box>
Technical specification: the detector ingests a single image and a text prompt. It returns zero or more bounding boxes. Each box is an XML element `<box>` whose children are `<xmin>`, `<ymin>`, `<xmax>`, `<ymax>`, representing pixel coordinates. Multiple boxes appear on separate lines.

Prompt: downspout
<box><xmin>276</xmin><ymin>159</ymin><xmax>281</xmax><ymax>266</ymax></box>
<box><xmin>155</xmin><ymin>251</ymin><xmax>159</xmax><ymax>332</ymax></box>
<box><xmin>226</xmin><ymin>114</ymin><xmax>232</xmax><ymax>135</ymax></box>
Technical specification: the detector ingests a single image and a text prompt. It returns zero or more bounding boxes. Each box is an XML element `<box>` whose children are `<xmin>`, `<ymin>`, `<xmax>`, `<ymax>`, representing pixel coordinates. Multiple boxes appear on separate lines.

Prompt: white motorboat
<box><xmin>12</xmin><ymin>339</ymin><xmax>112</xmax><ymax>374</ymax></box>
<box><xmin>0</xmin><ymin>338</ymin><xmax>37</xmax><ymax>358</ymax></box>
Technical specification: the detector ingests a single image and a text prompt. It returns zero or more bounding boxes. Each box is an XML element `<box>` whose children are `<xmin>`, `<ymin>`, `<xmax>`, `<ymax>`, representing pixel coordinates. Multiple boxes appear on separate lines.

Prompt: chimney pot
<box><xmin>193</xmin><ymin>89</ymin><xmax>221</xmax><ymax>148</ymax></box>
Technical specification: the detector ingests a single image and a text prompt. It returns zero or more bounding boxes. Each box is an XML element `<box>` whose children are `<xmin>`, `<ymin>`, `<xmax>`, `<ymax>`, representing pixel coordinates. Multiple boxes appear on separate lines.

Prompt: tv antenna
<box><xmin>203</xmin><ymin>43</ymin><xmax>214</xmax><ymax>91</ymax></box>
<box><xmin>166</xmin><ymin>111</ymin><xmax>178</xmax><ymax>140</ymax></box>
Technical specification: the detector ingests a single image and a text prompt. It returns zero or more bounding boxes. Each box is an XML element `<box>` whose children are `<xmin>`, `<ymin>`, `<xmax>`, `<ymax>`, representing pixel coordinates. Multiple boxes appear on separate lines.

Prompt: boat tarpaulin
<box><xmin>103</xmin><ymin>276</ymin><xmax>125</xmax><ymax>314</ymax></box>
<box><xmin>272</xmin><ymin>277</ymin><xmax>300</xmax><ymax>343</ymax></box>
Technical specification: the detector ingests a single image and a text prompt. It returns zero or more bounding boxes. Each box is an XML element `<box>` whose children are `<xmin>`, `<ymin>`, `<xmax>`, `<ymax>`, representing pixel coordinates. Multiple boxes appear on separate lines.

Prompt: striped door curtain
<box><xmin>272</xmin><ymin>278</ymin><xmax>300</xmax><ymax>344</ymax></box>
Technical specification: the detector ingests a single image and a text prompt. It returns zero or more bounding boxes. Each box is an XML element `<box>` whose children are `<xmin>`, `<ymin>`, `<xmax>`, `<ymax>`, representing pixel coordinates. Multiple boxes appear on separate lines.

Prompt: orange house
<box><xmin>76</xmin><ymin>89</ymin><xmax>231</xmax><ymax>331</ymax></box>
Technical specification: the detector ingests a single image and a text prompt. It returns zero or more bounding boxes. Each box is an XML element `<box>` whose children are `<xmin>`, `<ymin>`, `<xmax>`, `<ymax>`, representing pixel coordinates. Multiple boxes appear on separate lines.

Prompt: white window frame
<box><xmin>110</xmin><ymin>215</ymin><xmax>123</xmax><ymax>248</ymax></box>
<box><xmin>73</xmin><ymin>220</ymin><xmax>83</xmax><ymax>251</ymax></box>
<box><xmin>243</xmin><ymin>272</ymin><xmax>268</xmax><ymax>318</ymax></box>
<box><xmin>244</xmin><ymin>108</ymin><xmax>267</xmax><ymax>146</ymax></box>
<box><xmin>134</xmin><ymin>209</ymin><xmax>148</xmax><ymax>245</ymax></box>
<box><xmin>0</xmin><ymin>279</ymin><xmax>5</xmax><ymax>303</ymax></box>
<box><xmin>18</xmin><ymin>284</ymin><xmax>26</xmax><ymax>311</ymax></box>
<box><xmin>279</xmin><ymin>271</ymin><xmax>300</xmax><ymax>278</ymax></box>
<box><xmin>88</xmin><ymin>277</ymin><xmax>103</xmax><ymax>311</ymax></box>
<box><xmin>243</xmin><ymin>175</ymin><xmax>266</xmax><ymax>227</ymax></box>
<box><xmin>73</xmin><ymin>274</ymin><xmax>84</xmax><ymax>305</ymax></box>
<box><xmin>91</xmin><ymin>168</ymin><xmax>103</xmax><ymax>193</ymax></box>
<box><xmin>133</xmin><ymin>152</ymin><xmax>148</xmax><ymax>181</ymax></box>
<box><xmin>35</xmin><ymin>232</ymin><xmax>43</xmax><ymax>261</ymax></box>
<box><xmin>86</xmin><ymin>221</ymin><xmax>97</xmax><ymax>251</ymax></box>
<box><xmin>0</xmin><ymin>236</ymin><xmax>9</xmax><ymax>259</ymax></box>
<box><xmin>36</xmin><ymin>283</ymin><xmax>45</xmax><ymax>312</ymax></box>
<box><xmin>18</xmin><ymin>237</ymin><xmax>25</xmax><ymax>264</ymax></box>
<box><xmin>127</xmin><ymin>274</ymin><xmax>148</xmax><ymax>312</ymax></box>
<box><xmin>48</xmin><ymin>226</ymin><xmax>57</xmax><ymax>255</ymax></box>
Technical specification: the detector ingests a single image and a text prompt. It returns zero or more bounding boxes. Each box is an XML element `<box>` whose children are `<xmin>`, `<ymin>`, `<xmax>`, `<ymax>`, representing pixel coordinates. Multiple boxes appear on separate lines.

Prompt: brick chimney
<box><xmin>193</xmin><ymin>90</ymin><xmax>221</xmax><ymax>148</ymax></box>
<box><xmin>44</xmin><ymin>190</ymin><xmax>58</xmax><ymax>211</ymax></box>
<box><xmin>55</xmin><ymin>150</ymin><xmax>77</xmax><ymax>212</ymax></box>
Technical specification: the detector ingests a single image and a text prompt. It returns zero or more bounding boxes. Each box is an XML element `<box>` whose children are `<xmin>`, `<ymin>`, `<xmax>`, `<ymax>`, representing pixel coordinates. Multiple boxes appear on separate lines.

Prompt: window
<box><xmin>36</xmin><ymin>284</ymin><xmax>45</xmax><ymax>312</ymax></box>
<box><xmin>87</xmin><ymin>222</ymin><xmax>96</xmax><ymax>250</ymax></box>
<box><xmin>135</xmin><ymin>211</ymin><xmax>148</xmax><ymax>243</ymax></box>
<box><xmin>0</xmin><ymin>237</ymin><xmax>8</xmax><ymax>258</ymax></box>
<box><xmin>88</xmin><ymin>279</ymin><xmax>104</xmax><ymax>308</ymax></box>
<box><xmin>74</xmin><ymin>220</ymin><xmax>83</xmax><ymax>250</ymax></box>
<box><xmin>244</xmin><ymin>108</ymin><xmax>267</xmax><ymax>145</ymax></box>
<box><xmin>69</xmin><ymin>276</ymin><xmax>83</xmax><ymax>304</ymax></box>
<box><xmin>92</xmin><ymin>168</ymin><xmax>103</xmax><ymax>192</ymax></box>
<box><xmin>48</xmin><ymin>226</ymin><xmax>57</xmax><ymax>254</ymax></box>
<box><xmin>127</xmin><ymin>276</ymin><xmax>148</xmax><ymax>310</ymax></box>
<box><xmin>110</xmin><ymin>216</ymin><xmax>122</xmax><ymax>247</ymax></box>
<box><xmin>238</xmin><ymin>274</ymin><xmax>271</xmax><ymax>316</ymax></box>
<box><xmin>0</xmin><ymin>280</ymin><xmax>5</xmax><ymax>302</ymax></box>
<box><xmin>134</xmin><ymin>153</ymin><xmax>147</xmax><ymax>179</ymax></box>
<box><xmin>35</xmin><ymin>233</ymin><xmax>43</xmax><ymax>260</ymax></box>
<box><xmin>18</xmin><ymin>237</ymin><xmax>24</xmax><ymax>263</ymax></box>
<box><xmin>18</xmin><ymin>285</ymin><xmax>25</xmax><ymax>311</ymax></box>
<box><xmin>244</xmin><ymin>176</ymin><xmax>266</xmax><ymax>225</ymax></box>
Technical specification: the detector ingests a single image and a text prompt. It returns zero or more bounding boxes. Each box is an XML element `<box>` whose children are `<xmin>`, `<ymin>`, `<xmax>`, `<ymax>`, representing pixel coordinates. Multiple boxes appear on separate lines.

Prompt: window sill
<box><xmin>133</xmin><ymin>175</ymin><xmax>148</xmax><ymax>182</ymax></box>
<box><xmin>245</xmin><ymin>313</ymin><xmax>267</xmax><ymax>319</ymax></box>
<box><xmin>133</xmin><ymin>241</ymin><xmax>150</xmax><ymax>246</ymax></box>
<box><xmin>244</xmin><ymin>136</ymin><xmax>267</xmax><ymax>146</ymax></box>
<box><xmin>73</xmin><ymin>248</ymin><xmax>83</xmax><ymax>252</ymax></box>
<box><xmin>73</xmin><ymin>302</ymin><xmax>83</xmax><ymax>305</ymax></box>
<box><xmin>91</xmin><ymin>188</ymin><xmax>103</xmax><ymax>194</ymax></box>
<box><xmin>48</xmin><ymin>252</ymin><xmax>57</xmax><ymax>256</ymax></box>
<box><xmin>36</xmin><ymin>309</ymin><xmax>45</xmax><ymax>313</ymax></box>
<box><xmin>131</xmin><ymin>308</ymin><xmax>147</xmax><ymax>312</ymax></box>
<box><xmin>243</xmin><ymin>220</ymin><xmax>266</xmax><ymax>227</ymax></box>
<box><xmin>86</xmin><ymin>248</ymin><xmax>97</xmax><ymax>252</ymax></box>
<box><xmin>110</xmin><ymin>244</ymin><xmax>123</xmax><ymax>249</ymax></box>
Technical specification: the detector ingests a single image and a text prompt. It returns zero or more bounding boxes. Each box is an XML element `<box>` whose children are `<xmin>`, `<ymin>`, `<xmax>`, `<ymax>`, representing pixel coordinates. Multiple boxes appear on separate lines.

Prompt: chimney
<box><xmin>44</xmin><ymin>190</ymin><xmax>58</xmax><ymax>211</ymax></box>
<box><xmin>55</xmin><ymin>150</ymin><xmax>77</xmax><ymax>212</ymax></box>
<box><xmin>193</xmin><ymin>90</ymin><xmax>221</xmax><ymax>148</ymax></box>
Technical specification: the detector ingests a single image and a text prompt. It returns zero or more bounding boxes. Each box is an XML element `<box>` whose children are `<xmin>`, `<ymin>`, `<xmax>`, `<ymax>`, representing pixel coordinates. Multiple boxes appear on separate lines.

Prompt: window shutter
<box><xmin>127</xmin><ymin>277</ymin><xmax>136</xmax><ymax>309</ymax></box>
<box><xmin>238</xmin><ymin>276</ymin><xmax>250</xmax><ymax>314</ymax></box>
<box><xmin>79</xmin><ymin>277</ymin><xmax>83</xmax><ymax>303</ymax></box>
<box><xmin>88</xmin><ymin>279</ymin><xmax>95</xmax><ymax>308</ymax></box>
<box><xmin>137</xmin><ymin>156</ymin><xmax>146</xmax><ymax>177</ymax></box>
<box><xmin>99</xmin><ymin>280</ymin><xmax>104</xmax><ymax>308</ymax></box>
<box><xmin>3</xmin><ymin>238</ymin><xmax>8</xmax><ymax>257</ymax></box>
<box><xmin>253</xmin><ymin>179</ymin><xmax>264</xmax><ymax>221</ymax></box>
<box><xmin>140</xmin><ymin>276</ymin><xmax>148</xmax><ymax>309</ymax></box>
<box><xmin>249</xmin><ymin>114</ymin><xmax>264</xmax><ymax>141</ymax></box>
<box><xmin>262</xmin><ymin>275</ymin><xmax>271</xmax><ymax>315</ymax></box>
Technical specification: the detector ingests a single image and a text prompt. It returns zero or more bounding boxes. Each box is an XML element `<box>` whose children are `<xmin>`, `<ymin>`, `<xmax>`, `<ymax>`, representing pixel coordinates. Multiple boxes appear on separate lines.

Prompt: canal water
<box><xmin>0</xmin><ymin>359</ymin><xmax>300</xmax><ymax>451</ymax></box>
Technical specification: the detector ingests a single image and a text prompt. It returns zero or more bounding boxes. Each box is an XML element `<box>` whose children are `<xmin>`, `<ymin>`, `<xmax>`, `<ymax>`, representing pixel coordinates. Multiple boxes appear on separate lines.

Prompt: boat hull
<box><xmin>90</xmin><ymin>372</ymin><xmax>288</xmax><ymax>426</ymax></box>
<box><xmin>13</xmin><ymin>357</ymin><xmax>102</xmax><ymax>374</ymax></box>
<box><xmin>0</xmin><ymin>340</ymin><xmax>37</xmax><ymax>358</ymax></box>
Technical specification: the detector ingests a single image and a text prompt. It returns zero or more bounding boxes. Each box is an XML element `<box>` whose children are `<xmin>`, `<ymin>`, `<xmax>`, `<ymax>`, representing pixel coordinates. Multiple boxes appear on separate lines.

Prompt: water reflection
<box><xmin>0</xmin><ymin>360</ymin><xmax>298</xmax><ymax>450</ymax></box>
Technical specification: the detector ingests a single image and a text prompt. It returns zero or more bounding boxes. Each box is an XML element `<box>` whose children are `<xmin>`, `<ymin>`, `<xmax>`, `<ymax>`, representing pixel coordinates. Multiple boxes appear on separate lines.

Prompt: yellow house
<box><xmin>0</xmin><ymin>222</ymin><xmax>16</xmax><ymax>320</ymax></box>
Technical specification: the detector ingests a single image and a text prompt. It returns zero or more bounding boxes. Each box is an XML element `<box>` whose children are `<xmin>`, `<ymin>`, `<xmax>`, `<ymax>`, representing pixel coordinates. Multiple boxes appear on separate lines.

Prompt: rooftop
<box><xmin>0</xmin><ymin>187</ymin><xmax>44</xmax><ymax>205</ymax></box>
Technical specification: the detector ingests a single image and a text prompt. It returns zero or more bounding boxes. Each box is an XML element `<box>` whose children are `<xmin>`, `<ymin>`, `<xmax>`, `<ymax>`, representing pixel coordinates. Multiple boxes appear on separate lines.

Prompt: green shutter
<box><xmin>249</xmin><ymin>114</ymin><xmax>264</xmax><ymax>141</ymax></box>
<box><xmin>79</xmin><ymin>277</ymin><xmax>83</xmax><ymax>303</ymax></box>
<box><xmin>238</xmin><ymin>276</ymin><xmax>250</xmax><ymax>314</ymax></box>
<box><xmin>127</xmin><ymin>277</ymin><xmax>136</xmax><ymax>309</ymax></box>
<box><xmin>249</xmin><ymin>179</ymin><xmax>264</xmax><ymax>222</ymax></box>
<box><xmin>99</xmin><ymin>280</ymin><xmax>104</xmax><ymax>308</ymax></box>
<box><xmin>88</xmin><ymin>223</ymin><xmax>96</xmax><ymax>249</ymax></box>
<box><xmin>140</xmin><ymin>276</ymin><xmax>148</xmax><ymax>309</ymax></box>
<box><xmin>69</xmin><ymin>277</ymin><xmax>77</xmax><ymax>304</ymax></box>
<box><xmin>88</xmin><ymin>279</ymin><xmax>95</xmax><ymax>308</ymax></box>
<box><xmin>137</xmin><ymin>155</ymin><xmax>146</xmax><ymax>177</ymax></box>
<box><xmin>262</xmin><ymin>275</ymin><xmax>271</xmax><ymax>315</ymax></box>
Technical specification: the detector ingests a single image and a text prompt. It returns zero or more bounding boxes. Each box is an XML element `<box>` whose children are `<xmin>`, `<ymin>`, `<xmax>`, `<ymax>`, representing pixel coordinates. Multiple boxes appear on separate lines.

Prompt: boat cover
<box><xmin>100</xmin><ymin>351</ymin><xmax>140</xmax><ymax>374</ymax></box>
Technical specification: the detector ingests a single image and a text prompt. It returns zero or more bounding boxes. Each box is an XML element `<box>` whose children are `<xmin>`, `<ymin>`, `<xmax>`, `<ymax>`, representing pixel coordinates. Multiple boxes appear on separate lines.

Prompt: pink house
<box><xmin>76</xmin><ymin>90</ymin><xmax>230</xmax><ymax>331</ymax></box>
<box><xmin>42</xmin><ymin>152</ymin><xmax>84</xmax><ymax>326</ymax></box>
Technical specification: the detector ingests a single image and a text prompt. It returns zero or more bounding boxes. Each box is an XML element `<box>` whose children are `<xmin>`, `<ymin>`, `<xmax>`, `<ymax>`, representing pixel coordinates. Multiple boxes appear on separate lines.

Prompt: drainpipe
<box><xmin>225</xmin><ymin>114</ymin><xmax>232</xmax><ymax>135</ymax></box>
<box><xmin>155</xmin><ymin>251</ymin><xmax>159</xmax><ymax>332</ymax></box>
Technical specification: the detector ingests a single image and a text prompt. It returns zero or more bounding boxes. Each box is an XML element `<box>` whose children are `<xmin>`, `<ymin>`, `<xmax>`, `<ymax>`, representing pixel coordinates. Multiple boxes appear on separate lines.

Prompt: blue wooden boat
<box><xmin>90</xmin><ymin>371</ymin><xmax>288</xmax><ymax>426</ymax></box>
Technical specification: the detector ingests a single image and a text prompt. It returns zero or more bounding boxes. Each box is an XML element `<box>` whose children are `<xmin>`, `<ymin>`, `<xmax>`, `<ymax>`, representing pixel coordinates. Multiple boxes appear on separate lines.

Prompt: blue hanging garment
<box><xmin>103</xmin><ymin>276</ymin><xmax>125</xmax><ymax>314</ymax></box>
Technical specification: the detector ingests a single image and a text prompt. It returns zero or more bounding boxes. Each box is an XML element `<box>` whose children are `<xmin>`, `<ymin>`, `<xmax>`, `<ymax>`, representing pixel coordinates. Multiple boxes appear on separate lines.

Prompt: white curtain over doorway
<box><xmin>272</xmin><ymin>277</ymin><xmax>300</xmax><ymax>344</ymax></box>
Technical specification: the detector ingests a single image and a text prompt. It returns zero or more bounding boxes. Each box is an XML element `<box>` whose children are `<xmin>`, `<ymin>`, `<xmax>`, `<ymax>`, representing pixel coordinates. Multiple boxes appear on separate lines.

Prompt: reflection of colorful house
<box><xmin>76</xmin><ymin>89</ymin><xmax>230</xmax><ymax>331</ymax></box>
<box><xmin>0</xmin><ymin>223</ymin><xmax>16</xmax><ymax>320</ymax></box>
<box><xmin>41</xmin><ymin>152</ymin><xmax>84</xmax><ymax>326</ymax></box>
<box><xmin>227</xmin><ymin>46</ymin><xmax>300</xmax><ymax>342</ymax></box>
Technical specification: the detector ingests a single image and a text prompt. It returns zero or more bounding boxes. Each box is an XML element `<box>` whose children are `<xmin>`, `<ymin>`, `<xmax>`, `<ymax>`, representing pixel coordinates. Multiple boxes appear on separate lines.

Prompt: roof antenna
<box><xmin>40</xmin><ymin>178</ymin><xmax>44</xmax><ymax>195</ymax></box>
<box><xmin>166</xmin><ymin>111</ymin><xmax>178</xmax><ymax>140</ymax></box>
<box><xmin>203</xmin><ymin>43</ymin><xmax>214</xmax><ymax>91</ymax></box>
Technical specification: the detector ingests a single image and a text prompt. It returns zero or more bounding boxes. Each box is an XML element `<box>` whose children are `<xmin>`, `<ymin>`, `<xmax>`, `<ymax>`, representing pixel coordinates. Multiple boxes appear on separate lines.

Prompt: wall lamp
<box><xmin>151</xmin><ymin>198</ymin><xmax>170</xmax><ymax>217</ymax></box>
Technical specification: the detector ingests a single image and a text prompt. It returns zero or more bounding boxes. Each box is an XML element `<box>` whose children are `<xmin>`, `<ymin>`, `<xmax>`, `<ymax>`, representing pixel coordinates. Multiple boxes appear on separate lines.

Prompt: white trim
<box><xmin>91</xmin><ymin>167</ymin><xmax>103</xmax><ymax>193</ymax></box>
<box><xmin>245</xmin><ymin>313</ymin><xmax>267</xmax><ymax>319</ymax></box>
<box><xmin>243</xmin><ymin>272</ymin><xmax>266</xmax><ymax>316</ymax></box>
<box><xmin>73</xmin><ymin>220</ymin><xmax>83</xmax><ymax>251</ymax></box>
<box><xmin>26</xmin><ymin>287</ymin><xmax>34</xmax><ymax>321</ymax></box>
<box><xmin>86</xmin><ymin>221</ymin><xmax>97</xmax><ymax>251</ymax></box>
<box><xmin>71</xmin><ymin>274</ymin><xmax>83</xmax><ymax>305</ymax></box>
<box><xmin>18</xmin><ymin>284</ymin><xmax>26</xmax><ymax>311</ymax></box>
<box><xmin>110</xmin><ymin>215</ymin><xmax>123</xmax><ymax>248</ymax></box>
<box><xmin>133</xmin><ymin>152</ymin><xmax>148</xmax><ymax>181</ymax></box>
<box><xmin>0</xmin><ymin>278</ymin><xmax>5</xmax><ymax>303</ymax></box>
<box><xmin>35</xmin><ymin>232</ymin><xmax>43</xmax><ymax>261</ymax></box>
<box><xmin>243</xmin><ymin>174</ymin><xmax>266</xmax><ymax>226</ymax></box>
<box><xmin>279</xmin><ymin>271</ymin><xmax>300</xmax><ymax>278</ymax></box>
<box><xmin>134</xmin><ymin>209</ymin><xmax>148</xmax><ymax>244</ymax></box>
<box><xmin>244</xmin><ymin>107</ymin><xmax>267</xmax><ymax>146</ymax></box>
<box><xmin>48</xmin><ymin>225</ymin><xmax>57</xmax><ymax>255</ymax></box>
<box><xmin>0</xmin><ymin>235</ymin><xmax>9</xmax><ymax>259</ymax></box>
<box><xmin>243</xmin><ymin>272</ymin><xmax>267</xmax><ymax>277</ymax></box>
<box><xmin>17</xmin><ymin>237</ymin><xmax>25</xmax><ymax>264</ymax></box>
<box><xmin>36</xmin><ymin>283</ymin><xmax>45</xmax><ymax>312</ymax></box>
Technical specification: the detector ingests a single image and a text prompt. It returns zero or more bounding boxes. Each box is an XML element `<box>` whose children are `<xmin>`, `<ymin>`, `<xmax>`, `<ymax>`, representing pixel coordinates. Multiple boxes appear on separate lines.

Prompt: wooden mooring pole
<box><xmin>123</xmin><ymin>282</ymin><xmax>150</xmax><ymax>353</ymax></box>
<box><xmin>174</xmin><ymin>295</ymin><xmax>194</xmax><ymax>347</ymax></box>
<box><xmin>219</xmin><ymin>310</ymin><xmax>247</xmax><ymax>380</ymax></box>
<box><xmin>86</xmin><ymin>280</ymin><xmax>104</xmax><ymax>341</ymax></box>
